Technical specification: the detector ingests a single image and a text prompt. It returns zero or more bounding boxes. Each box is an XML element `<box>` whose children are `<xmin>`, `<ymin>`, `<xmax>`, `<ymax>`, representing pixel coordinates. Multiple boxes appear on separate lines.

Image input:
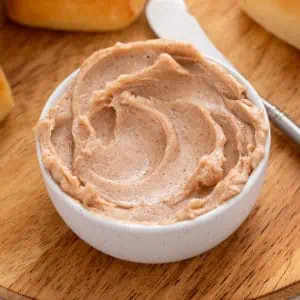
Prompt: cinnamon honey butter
<box><xmin>37</xmin><ymin>40</ymin><xmax>267</xmax><ymax>225</ymax></box>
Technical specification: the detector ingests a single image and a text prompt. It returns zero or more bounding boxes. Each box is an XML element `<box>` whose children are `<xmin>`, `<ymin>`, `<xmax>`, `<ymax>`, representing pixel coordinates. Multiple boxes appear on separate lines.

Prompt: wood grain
<box><xmin>1</xmin><ymin>0</ymin><xmax>300</xmax><ymax>299</ymax></box>
<box><xmin>0</xmin><ymin>0</ymin><xmax>6</xmax><ymax>25</ymax></box>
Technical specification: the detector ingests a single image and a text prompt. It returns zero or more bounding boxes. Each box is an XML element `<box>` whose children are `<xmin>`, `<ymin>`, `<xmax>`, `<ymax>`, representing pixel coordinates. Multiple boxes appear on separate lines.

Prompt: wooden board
<box><xmin>1</xmin><ymin>0</ymin><xmax>300</xmax><ymax>299</ymax></box>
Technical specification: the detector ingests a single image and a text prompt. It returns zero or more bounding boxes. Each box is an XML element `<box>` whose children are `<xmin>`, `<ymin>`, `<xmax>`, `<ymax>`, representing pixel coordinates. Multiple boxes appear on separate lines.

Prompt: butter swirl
<box><xmin>37</xmin><ymin>40</ymin><xmax>267</xmax><ymax>224</ymax></box>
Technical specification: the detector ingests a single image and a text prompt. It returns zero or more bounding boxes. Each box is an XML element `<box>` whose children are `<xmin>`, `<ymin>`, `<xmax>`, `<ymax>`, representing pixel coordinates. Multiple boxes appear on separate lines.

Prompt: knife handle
<box><xmin>262</xmin><ymin>98</ymin><xmax>300</xmax><ymax>148</ymax></box>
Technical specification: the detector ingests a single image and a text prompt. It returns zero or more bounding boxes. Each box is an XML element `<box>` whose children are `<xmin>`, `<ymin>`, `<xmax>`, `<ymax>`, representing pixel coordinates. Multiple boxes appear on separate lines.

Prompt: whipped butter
<box><xmin>37</xmin><ymin>40</ymin><xmax>267</xmax><ymax>224</ymax></box>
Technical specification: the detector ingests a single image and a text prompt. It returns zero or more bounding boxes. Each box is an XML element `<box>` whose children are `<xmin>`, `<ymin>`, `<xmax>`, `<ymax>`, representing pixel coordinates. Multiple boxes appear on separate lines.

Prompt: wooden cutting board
<box><xmin>1</xmin><ymin>1</ymin><xmax>300</xmax><ymax>299</ymax></box>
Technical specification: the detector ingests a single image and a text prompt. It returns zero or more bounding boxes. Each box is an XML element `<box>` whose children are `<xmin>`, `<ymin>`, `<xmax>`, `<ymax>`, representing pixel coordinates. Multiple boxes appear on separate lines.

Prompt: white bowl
<box><xmin>36</xmin><ymin>57</ymin><xmax>271</xmax><ymax>263</ymax></box>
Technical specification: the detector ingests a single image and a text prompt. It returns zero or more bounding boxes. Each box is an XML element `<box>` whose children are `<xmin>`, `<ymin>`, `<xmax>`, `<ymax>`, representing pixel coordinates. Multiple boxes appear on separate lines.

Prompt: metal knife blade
<box><xmin>146</xmin><ymin>0</ymin><xmax>234</xmax><ymax>69</ymax></box>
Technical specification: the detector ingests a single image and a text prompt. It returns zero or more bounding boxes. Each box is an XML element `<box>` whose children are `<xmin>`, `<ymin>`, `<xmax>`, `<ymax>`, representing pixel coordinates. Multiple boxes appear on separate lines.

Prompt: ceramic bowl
<box><xmin>36</xmin><ymin>57</ymin><xmax>271</xmax><ymax>263</ymax></box>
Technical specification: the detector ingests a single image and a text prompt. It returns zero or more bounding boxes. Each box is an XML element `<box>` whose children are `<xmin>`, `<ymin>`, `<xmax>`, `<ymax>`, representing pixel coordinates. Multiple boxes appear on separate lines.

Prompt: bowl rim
<box><xmin>36</xmin><ymin>55</ymin><xmax>271</xmax><ymax>232</ymax></box>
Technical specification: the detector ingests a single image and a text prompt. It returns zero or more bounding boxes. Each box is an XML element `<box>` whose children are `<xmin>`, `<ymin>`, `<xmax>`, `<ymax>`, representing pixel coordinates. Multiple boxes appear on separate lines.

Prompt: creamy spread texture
<box><xmin>37</xmin><ymin>40</ymin><xmax>267</xmax><ymax>225</ymax></box>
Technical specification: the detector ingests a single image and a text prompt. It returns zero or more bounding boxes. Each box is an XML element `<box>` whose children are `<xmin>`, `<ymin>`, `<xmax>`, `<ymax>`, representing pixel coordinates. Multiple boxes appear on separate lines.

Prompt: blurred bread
<box><xmin>0</xmin><ymin>67</ymin><xmax>14</xmax><ymax>122</ymax></box>
<box><xmin>239</xmin><ymin>0</ymin><xmax>300</xmax><ymax>49</ymax></box>
<box><xmin>6</xmin><ymin>0</ymin><xmax>147</xmax><ymax>32</ymax></box>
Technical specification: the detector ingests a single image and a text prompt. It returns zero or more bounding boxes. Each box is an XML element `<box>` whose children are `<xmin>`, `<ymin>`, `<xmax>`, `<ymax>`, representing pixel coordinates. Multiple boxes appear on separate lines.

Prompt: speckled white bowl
<box><xmin>36</xmin><ymin>57</ymin><xmax>271</xmax><ymax>263</ymax></box>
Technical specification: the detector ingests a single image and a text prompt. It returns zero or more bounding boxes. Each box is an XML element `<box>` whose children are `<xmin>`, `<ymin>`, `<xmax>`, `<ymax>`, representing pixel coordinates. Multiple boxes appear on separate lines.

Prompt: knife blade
<box><xmin>146</xmin><ymin>0</ymin><xmax>300</xmax><ymax>149</ymax></box>
<box><xmin>146</xmin><ymin>0</ymin><xmax>233</xmax><ymax>69</ymax></box>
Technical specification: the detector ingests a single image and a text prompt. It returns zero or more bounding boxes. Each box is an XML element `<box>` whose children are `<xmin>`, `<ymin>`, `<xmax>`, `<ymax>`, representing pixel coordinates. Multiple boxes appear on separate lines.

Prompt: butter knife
<box><xmin>146</xmin><ymin>0</ymin><xmax>300</xmax><ymax>148</ymax></box>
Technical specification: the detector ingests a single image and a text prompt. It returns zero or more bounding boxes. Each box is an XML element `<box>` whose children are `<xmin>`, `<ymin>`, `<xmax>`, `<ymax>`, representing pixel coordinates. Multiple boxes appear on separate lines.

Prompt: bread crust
<box><xmin>0</xmin><ymin>67</ymin><xmax>14</xmax><ymax>122</ymax></box>
<box><xmin>239</xmin><ymin>0</ymin><xmax>300</xmax><ymax>49</ymax></box>
<box><xmin>6</xmin><ymin>0</ymin><xmax>146</xmax><ymax>31</ymax></box>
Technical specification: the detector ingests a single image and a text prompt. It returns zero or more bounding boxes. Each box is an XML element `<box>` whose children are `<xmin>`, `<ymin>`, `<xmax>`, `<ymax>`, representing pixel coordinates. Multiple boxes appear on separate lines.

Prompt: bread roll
<box><xmin>6</xmin><ymin>0</ymin><xmax>147</xmax><ymax>32</ymax></box>
<box><xmin>0</xmin><ymin>67</ymin><xmax>14</xmax><ymax>122</ymax></box>
<box><xmin>239</xmin><ymin>0</ymin><xmax>300</xmax><ymax>50</ymax></box>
